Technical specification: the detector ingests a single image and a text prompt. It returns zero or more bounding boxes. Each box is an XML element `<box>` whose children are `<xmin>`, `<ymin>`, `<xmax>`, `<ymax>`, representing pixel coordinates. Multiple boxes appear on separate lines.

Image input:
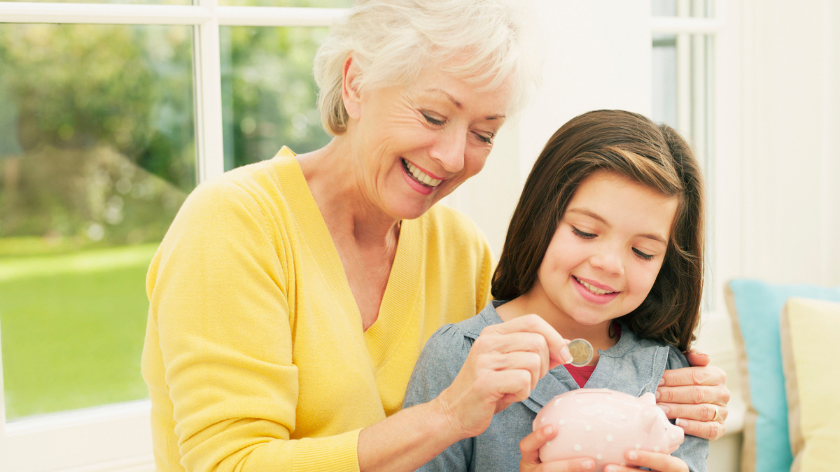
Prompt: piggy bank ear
<box><xmin>640</xmin><ymin>392</ymin><xmax>656</xmax><ymax>404</ymax></box>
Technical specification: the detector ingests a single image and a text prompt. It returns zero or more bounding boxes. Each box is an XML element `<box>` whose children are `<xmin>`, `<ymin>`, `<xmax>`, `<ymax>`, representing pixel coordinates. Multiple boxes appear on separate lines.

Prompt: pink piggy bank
<box><xmin>533</xmin><ymin>388</ymin><xmax>684</xmax><ymax>470</ymax></box>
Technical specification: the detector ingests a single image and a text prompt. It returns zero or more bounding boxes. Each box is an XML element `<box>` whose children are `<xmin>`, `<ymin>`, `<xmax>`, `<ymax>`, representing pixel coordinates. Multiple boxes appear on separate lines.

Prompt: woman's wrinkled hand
<box><xmin>435</xmin><ymin>314</ymin><xmax>573</xmax><ymax>439</ymax></box>
<box><xmin>520</xmin><ymin>424</ymin><xmax>596</xmax><ymax>472</ymax></box>
<box><xmin>602</xmin><ymin>450</ymin><xmax>688</xmax><ymax>472</ymax></box>
<box><xmin>656</xmin><ymin>350</ymin><xmax>730</xmax><ymax>440</ymax></box>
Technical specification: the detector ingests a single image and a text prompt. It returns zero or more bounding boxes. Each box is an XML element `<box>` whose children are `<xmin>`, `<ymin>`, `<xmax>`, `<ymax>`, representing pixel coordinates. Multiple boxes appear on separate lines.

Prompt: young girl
<box><xmin>403</xmin><ymin>110</ymin><xmax>708</xmax><ymax>472</ymax></box>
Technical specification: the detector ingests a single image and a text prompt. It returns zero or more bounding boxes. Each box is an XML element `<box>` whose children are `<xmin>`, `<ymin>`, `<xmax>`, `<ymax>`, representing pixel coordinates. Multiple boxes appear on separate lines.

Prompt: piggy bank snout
<box><xmin>665</xmin><ymin>422</ymin><xmax>685</xmax><ymax>452</ymax></box>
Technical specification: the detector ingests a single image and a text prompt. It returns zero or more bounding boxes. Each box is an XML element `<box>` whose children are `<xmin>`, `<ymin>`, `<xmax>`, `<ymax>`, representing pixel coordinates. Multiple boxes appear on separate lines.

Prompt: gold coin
<box><xmin>568</xmin><ymin>338</ymin><xmax>593</xmax><ymax>367</ymax></box>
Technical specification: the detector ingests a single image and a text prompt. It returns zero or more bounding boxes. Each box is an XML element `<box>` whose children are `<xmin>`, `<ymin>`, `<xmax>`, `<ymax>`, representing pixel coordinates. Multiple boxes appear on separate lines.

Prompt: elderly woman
<box><xmin>141</xmin><ymin>1</ymin><xmax>730</xmax><ymax>471</ymax></box>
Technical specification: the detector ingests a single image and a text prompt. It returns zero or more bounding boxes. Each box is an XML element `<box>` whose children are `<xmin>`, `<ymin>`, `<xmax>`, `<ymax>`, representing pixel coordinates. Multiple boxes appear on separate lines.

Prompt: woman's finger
<box><xmin>674</xmin><ymin>417</ymin><xmax>727</xmax><ymax>441</ymax></box>
<box><xmin>683</xmin><ymin>349</ymin><xmax>710</xmax><ymax>367</ymax></box>
<box><xmin>485</xmin><ymin>314</ymin><xmax>573</xmax><ymax>368</ymax></box>
<box><xmin>659</xmin><ymin>364</ymin><xmax>726</xmax><ymax>388</ymax></box>
<box><xmin>656</xmin><ymin>383</ymin><xmax>730</xmax><ymax>409</ymax></box>
<box><xmin>484</xmin><ymin>368</ymin><xmax>538</xmax><ymax>410</ymax></box>
<box><xmin>472</xmin><ymin>333</ymin><xmax>550</xmax><ymax>388</ymax></box>
<box><xmin>477</xmin><ymin>350</ymin><xmax>544</xmax><ymax>391</ymax></box>
<box><xmin>658</xmin><ymin>401</ymin><xmax>728</xmax><ymax>423</ymax></box>
<box><xmin>519</xmin><ymin>425</ymin><xmax>596</xmax><ymax>472</ymax></box>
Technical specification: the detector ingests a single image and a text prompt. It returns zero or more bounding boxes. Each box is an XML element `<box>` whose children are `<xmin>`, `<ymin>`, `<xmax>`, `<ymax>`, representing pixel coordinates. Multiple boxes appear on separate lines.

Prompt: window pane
<box><xmin>221</xmin><ymin>26</ymin><xmax>331</xmax><ymax>170</ymax></box>
<box><xmin>219</xmin><ymin>0</ymin><xmax>351</xmax><ymax>7</ymax></box>
<box><xmin>652</xmin><ymin>35</ymin><xmax>678</xmax><ymax>129</ymax></box>
<box><xmin>652</xmin><ymin>0</ymin><xmax>711</xmax><ymax>18</ymax></box>
<box><xmin>0</xmin><ymin>23</ymin><xmax>195</xmax><ymax>421</ymax></box>
<box><xmin>3</xmin><ymin>0</ymin><xmax>190</xmax><ymax>4</ymax></box>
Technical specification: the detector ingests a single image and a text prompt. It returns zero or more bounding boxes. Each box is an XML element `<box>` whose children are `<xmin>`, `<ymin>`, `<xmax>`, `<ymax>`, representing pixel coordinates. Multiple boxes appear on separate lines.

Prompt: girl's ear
<box><xmin>342</xmin><ymin>53</ymin><xmax>362</xmax><ymax>120</ymax></box>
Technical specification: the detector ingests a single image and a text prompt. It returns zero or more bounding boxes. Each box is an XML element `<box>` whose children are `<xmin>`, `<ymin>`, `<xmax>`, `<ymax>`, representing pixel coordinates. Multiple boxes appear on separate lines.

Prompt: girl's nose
<box><xmin>590</xmin><ymin>249</ymin><xmax>624</xmax><ymax>277</ymax></box>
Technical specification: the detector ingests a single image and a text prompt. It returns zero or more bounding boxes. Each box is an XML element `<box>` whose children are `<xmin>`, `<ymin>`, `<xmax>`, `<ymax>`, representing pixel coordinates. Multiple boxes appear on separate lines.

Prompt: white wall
<box><xmin>451</xmin><ymin>0</ymin><xmax>651</xmax><ymax>257</ymax></box>
<box><xmin>715</xmin><ymin>0</ymin><xmax>840</xmax><ymax>289</ymax></box>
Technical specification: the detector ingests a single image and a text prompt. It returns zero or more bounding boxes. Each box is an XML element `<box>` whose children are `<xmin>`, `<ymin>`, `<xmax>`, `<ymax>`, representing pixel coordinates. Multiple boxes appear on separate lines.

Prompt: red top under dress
<box><xmin>563</xmin><ymin>323</ymin><xmax>622</xmax><ymax>388</ymax></box>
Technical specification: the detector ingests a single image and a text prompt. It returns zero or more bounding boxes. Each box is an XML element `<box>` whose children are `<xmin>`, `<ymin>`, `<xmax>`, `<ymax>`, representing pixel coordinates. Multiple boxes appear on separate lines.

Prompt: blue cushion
<box><xmin>727</xmin><ymin>279</ymin><xmax>840</xmax><ymax>472</ymax></box>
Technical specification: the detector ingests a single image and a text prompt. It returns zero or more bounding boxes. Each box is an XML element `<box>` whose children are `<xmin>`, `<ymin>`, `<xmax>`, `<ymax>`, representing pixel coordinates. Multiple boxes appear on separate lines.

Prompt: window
<box><xmin>1</xmin><ymin>1</ymin><xmax>727</xmax><ymax>469</ymax></box>
<box><xmin>0</xmin><ymin>2</ymin><xmax>345</xmax><ymax>469</ymax></box>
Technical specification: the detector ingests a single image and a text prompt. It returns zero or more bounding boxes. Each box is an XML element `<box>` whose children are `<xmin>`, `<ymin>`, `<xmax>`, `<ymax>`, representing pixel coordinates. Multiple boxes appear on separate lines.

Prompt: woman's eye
<box><xmin>474</xmin><ymin>132</ymin><xmax>494</xmax><ymax>144</ymax></box>
<box><xmin>421</xmin><ymin>112</ymin><xmax>445</xmax><ymax>126</ymax></box>
<box><xmin>572</xmin><ymin>227</ymin><xmax>596</xmax><ymax>239</ymax></box>
<box><xmin>633</xmin><ymin>248</ymin><xmax>654</xmax><ymax>261</ymax></box>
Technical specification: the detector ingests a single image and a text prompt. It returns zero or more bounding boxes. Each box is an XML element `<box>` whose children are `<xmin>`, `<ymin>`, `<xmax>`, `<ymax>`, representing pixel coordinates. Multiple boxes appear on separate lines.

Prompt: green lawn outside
<box><xmin>0</xmin><ymin>244</ymin><xmax>158</xmax><ymax>420</ymax></box>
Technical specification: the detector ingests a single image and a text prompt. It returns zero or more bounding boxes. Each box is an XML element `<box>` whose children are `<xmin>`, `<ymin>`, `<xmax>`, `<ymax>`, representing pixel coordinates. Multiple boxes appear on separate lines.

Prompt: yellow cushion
<box><xmin>780</xmin><ymin>297</ymin><xmax>840</xmax><ymax>472</ymax></box>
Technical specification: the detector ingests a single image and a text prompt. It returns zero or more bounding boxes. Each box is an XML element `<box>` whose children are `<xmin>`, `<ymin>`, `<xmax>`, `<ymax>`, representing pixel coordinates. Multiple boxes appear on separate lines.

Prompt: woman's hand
<box><xmin>656</xmin><ymin>350</ymin><xmax>730</xmax><ymax>440</ymax></box>
<box><xmin>603</xmin><ymin>450</ymin><xmax>688</xmax><ymax>472</ymax></box>
<box><xmin>520</xmin><ymin>424</ymin><xmax>596</xmax><ymax>472</ymax></box>
<box><xmin>436</xmin><ymin>314</ymin><xmax>573</xmax><ymax>439</ymax></box>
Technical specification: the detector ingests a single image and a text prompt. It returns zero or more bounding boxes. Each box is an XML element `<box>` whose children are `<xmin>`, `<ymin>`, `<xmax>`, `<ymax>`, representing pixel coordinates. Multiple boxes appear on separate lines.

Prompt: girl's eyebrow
<box><xmin>567</xmin><ymin>207</ymin><xmax>667</xmax><ymax>244</ymax></box>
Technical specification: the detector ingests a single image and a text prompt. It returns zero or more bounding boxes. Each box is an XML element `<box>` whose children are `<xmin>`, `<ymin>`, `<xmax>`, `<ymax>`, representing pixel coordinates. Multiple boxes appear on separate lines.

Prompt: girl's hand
<box><xmin>656</xmin><ymin>350</ymin><xmax>730</xmax><ymax>440</ymax></box>
<box><xmin>603</xmin><ymin>450</ymin><xmax>688</xmax><ymax>472</ymax></box>
<box><xmin>436</xmin><ymin>314</ymin><xmax>573</xmax><ymax>439</ymax></box>
<box><xmin>520</xmin><ymin>424</ymin><xmax>596</xmax><ymax>472</ymax></box>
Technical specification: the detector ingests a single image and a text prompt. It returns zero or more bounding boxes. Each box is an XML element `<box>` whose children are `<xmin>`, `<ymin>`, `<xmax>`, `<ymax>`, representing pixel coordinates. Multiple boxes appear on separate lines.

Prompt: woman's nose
<box><xmin>429</xmin><ymin>127</ymin><xmax>467</xmax><ymax>173</ymax></box>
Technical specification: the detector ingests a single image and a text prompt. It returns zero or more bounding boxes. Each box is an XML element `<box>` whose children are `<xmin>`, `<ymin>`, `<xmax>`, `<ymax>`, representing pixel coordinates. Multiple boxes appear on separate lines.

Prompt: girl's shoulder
<box><xmin>414</xmin><ymin>302</ymin><xmax>502</xmax><ymax>371</ymax></box>
<box><xmin>665</xmin><ymin>344</ymin><xmax>691</xmax><ymax>370</ymax></box>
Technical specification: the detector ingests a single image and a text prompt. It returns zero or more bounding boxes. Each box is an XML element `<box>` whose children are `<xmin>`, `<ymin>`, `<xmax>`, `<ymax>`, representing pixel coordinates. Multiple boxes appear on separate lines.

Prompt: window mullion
<box><xmin>194</xmin><ymin>0</ymin><xmax>225</xmax><ymax>182</ymax></box>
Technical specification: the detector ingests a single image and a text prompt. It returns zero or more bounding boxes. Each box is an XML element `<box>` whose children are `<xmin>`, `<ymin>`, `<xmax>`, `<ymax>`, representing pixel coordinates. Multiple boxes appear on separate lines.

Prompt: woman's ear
<box><xmin>342</xmin><ymin>53</ymin><xmax>362</xmax><ymax>120</ymax></box>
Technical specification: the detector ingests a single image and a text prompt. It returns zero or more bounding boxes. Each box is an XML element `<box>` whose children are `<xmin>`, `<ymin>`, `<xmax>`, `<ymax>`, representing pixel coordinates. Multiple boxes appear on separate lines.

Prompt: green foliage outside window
<box><xmin>0</xmin><ymin>19</ymin><xmax>335</xmax><ymax>419</ymax></box>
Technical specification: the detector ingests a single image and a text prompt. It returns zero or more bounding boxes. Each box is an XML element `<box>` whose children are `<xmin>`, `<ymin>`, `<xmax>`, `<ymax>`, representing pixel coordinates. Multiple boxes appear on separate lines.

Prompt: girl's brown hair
<box><xmin>491</xmin><ymin>110</ymin><xmax>704</xmax><ymax>351</ymax></box>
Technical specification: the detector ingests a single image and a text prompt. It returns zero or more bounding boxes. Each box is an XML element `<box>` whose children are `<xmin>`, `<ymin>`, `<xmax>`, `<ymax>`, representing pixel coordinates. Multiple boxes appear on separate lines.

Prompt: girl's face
<box><xmin>530</xmin><ymin>171</ymin><xmax>679</xmax><ymax>330</ymax></box>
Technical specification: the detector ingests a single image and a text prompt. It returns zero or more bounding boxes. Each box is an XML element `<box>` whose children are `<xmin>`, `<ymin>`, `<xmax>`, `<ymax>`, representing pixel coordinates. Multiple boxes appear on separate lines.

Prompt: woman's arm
<box><xmin>656</xmin><ymin>351</ymin><xmax>730</xmax><ymax>441</ymax></box>
<box><xmin>358</xmin><ymin>315</ymin><xmax>574</xmax><ymax>472</ymax></box>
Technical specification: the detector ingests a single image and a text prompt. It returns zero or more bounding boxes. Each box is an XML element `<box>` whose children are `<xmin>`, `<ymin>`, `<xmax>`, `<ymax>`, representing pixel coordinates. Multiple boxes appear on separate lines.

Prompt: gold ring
<box><xmin>712</xmin><ymin>405</ymin><xmax>722</xmax><ymax>422</ymax></box>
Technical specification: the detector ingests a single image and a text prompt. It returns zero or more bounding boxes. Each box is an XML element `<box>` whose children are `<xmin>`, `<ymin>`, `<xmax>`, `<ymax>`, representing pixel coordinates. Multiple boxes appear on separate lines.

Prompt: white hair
<box><xmin>313</xmin><ymin>0</ymin><xmax>542</xmax><ymax>135</ymax></box>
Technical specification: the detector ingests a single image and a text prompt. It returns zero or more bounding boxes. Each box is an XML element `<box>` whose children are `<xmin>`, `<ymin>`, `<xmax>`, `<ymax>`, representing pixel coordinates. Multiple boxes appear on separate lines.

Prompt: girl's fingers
<box><xmin>520</xmin><ymin>425</ymin><xmax>596</xmax><ymax>472</ymax></box>
<box><xmin>603</xmin><ymin>449</ymin><xmax>688</xmax><ymax>472</ymax></box>
<box><xmin>520</xmin><ymin>424</ymin><xmax>557</xmax><ymax>465</ymax></box>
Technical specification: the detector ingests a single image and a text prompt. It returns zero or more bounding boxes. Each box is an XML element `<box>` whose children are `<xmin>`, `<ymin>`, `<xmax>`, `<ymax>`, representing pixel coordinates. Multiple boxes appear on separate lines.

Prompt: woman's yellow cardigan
<box><xmin>141</xmin><ymin>148</ymin><xmax>494</xmax><ymax>471</ymax></box>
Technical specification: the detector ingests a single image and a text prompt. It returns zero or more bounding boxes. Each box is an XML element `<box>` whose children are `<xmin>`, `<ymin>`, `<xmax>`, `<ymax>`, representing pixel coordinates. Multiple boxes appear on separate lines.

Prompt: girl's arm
<box><xmin>656</xmin><ymin>351</ymin><xmax>730</xmax><ymax>441</ymax></box>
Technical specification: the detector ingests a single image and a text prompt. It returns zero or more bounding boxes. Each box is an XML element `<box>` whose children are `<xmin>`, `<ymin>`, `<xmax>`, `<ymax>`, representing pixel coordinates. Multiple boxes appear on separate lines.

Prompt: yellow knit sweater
<box><xmin>141</xmin><ymin>148</ymin><xmax>494</xmax><ymax>471</ymax></box>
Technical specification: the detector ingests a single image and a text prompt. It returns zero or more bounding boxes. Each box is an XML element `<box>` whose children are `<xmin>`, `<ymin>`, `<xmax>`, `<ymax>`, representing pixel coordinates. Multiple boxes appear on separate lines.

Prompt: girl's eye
<box><xmin>633</xmin><ymin>248</ymin><xmax>654</xmax><ymax>261</ymax></box>
<box><xmin>421</xmin><ymin>112</ymin><xmax>446</xmax><ymax>126</ymax></box>
<box><xmin>572</xmin><ymin>227</ymin><xmax>596</xmax><ymax>239</ymax></box>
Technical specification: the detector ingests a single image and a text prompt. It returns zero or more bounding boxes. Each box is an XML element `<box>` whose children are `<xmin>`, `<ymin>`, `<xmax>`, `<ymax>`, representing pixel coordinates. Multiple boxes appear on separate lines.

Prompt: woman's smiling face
<box><xmin>530</xmin><ymin>170</ymin><xmax>679</xmax><ymax>329</ymax></box>
<box><xmin>347</xmin><ymin>65</ymin><xmax>512</xmax><ymax>220</ymax></box>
